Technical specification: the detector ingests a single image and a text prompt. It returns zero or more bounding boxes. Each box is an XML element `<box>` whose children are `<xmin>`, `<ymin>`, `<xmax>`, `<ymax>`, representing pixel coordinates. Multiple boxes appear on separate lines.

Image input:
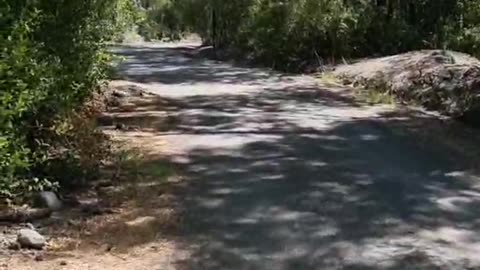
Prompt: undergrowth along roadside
<box><xmin>0</xmin><ymin>0</ymin><xmax>137</xmax><ymax>203</ymax></box>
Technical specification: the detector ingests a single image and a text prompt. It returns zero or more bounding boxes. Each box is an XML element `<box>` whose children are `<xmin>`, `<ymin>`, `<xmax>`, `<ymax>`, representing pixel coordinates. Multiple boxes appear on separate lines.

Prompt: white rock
<box><xmin>17</xmin><ymin>229</ymin><xmax>46</xmax><ymax>249</ymax></box>
<box><xmin>35</xmin><ymin>191</ymin><xmax>62</xmax><ymax>211</ymax></box>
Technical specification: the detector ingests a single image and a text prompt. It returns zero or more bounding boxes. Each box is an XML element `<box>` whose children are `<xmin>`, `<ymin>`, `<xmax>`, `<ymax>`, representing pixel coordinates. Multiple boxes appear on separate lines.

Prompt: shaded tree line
<box><xmin>144</xmin><ymin>0</ymin><xmax>480</xmax><ymax>70</ymax></box>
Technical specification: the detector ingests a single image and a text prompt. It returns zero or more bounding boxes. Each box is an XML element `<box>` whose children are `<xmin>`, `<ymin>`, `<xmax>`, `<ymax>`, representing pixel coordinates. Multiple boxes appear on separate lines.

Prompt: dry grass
<box><xmin>355</xmin><ymin>88</ymin><xmax>396</xmax><ymax>105</ymax></box>
<box><xmin>2</xmin><ymin>81</ymin><xmax>189</xmax><ymax>270</ymax></box>
<box><xmin>319</xmin><ymin>72</ymin><xmax>396</xmax><ymax>105</ymax></box>
<box><xmin>47</xmin><ymin>83</ymin><xmax>182</xmax><ymax>252</ymax></box>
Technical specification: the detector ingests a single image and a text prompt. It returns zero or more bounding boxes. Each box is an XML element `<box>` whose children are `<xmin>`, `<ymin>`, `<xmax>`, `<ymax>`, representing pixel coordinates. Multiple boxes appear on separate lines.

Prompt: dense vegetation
<box><xmin>0</xmin><ymin>0</ymin><xmax>136</xmax><ymax>200</ymax></box>
<box><xmin>144</xmin><ymin>0</ymin><xmax>480</xmax><ymax>70</ymax></box>
<box><xmin>135</xmin><ymin>0</ymin><xmax>188</xmax><ymax>40</ymax></box>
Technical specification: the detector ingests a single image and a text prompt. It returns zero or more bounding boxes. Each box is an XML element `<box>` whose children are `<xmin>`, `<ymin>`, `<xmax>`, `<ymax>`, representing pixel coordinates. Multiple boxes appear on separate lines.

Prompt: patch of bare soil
<box><xmin>1</xmin><ymin>82</ymin><xmax>188</xmax><ymax>270</ymax></box>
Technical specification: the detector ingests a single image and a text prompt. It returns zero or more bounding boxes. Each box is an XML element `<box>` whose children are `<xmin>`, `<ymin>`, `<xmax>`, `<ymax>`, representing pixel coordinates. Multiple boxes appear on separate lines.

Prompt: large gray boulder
<box><xmin>34</xmin><ymin>191</ymin><xmax>62</xmax><ymax>211</ymax></box>
<box><xmin>17</xmin><ymin>229</ymin><xmax>46</xmax><ymax>250</ymax></box>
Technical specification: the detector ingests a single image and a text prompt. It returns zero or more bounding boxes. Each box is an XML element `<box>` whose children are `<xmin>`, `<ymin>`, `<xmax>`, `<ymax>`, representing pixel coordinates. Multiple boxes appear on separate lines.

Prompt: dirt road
<box><xmin>111</xmin><ymin>42</ymin><xmax>480</xmax><ymax>269</ymax></box>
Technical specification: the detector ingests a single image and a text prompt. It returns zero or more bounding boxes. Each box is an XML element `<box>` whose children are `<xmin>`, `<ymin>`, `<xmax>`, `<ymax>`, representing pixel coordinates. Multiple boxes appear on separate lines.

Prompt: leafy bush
<box><xmin>0</xmin><ymin>0</ymin><xmax>130</xmax><ymax>200</ymax></box>
<box><xmin>41</xmin><ymin>96</ymin><xmax>112</xmax><ymax>190</ymax></box>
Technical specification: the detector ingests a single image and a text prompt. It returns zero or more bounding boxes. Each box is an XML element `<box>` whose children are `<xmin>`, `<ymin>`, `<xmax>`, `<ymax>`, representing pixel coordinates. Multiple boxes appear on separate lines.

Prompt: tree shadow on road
<box><xmin>169</xmin><ymin>117</ymin><xmax>480</xmax><ymax>269</ymax></box>
<box><xmin>112</xmin><ymin>44</ymin><xmax>297</xmax><ymax>86</ymax></box>
<box><xmin>99</xmin><ymin>44</ymin><xmax>480</xmax><ymax>269</ymax></box>
<box><xmin>102</xmin><ymin>84</ymin><xmax>480</xmax><ymax>269</ymax></box>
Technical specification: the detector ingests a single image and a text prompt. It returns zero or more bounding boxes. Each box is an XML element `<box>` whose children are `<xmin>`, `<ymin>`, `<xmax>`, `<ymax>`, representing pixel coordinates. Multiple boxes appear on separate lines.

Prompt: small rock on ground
<box><xmin>17</xmin><ymin>229</ymin><xmax>46</xmax><ymax>250</ymax></box>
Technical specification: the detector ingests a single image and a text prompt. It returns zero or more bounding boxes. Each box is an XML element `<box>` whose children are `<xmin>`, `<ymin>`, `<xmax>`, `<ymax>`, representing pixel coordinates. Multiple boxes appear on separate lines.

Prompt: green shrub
<box><xmin>136</xmin><ymin>0</ymin><xmax>188</xmax><ymax>41</ymax></box>
<box><xmin>0</xmin><ymin>0</ymin><xmax>131</xmax><ymax>200</ymax></box>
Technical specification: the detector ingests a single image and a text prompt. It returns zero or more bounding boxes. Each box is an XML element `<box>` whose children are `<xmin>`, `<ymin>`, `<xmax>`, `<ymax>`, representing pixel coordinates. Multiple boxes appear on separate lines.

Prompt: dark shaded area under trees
<box><xmin>145</xmin><ymin>0</ymin><xmax>480</xmax><ymax>71</ymax></box>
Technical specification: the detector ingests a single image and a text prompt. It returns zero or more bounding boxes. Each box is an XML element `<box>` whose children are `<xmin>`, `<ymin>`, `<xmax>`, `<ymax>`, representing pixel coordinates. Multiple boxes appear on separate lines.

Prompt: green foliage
<box><xmin>136</xmin><ymin>0</ymin><xmax>188</xmax><ymax>41</ymax></box>
<box><xmin>0</xmin><ymin>0</ymin><xmax>129</xmax><ymax>200</ymax></box>
<box><xmin>155</xmin><ymin>0</ymin><xmax>480</xmax><ymax>70</ymax></box>
<box><xmin>112</xmin><ymin>0</ymin><xmax>145</xmax><ymax>41</ymax></box>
